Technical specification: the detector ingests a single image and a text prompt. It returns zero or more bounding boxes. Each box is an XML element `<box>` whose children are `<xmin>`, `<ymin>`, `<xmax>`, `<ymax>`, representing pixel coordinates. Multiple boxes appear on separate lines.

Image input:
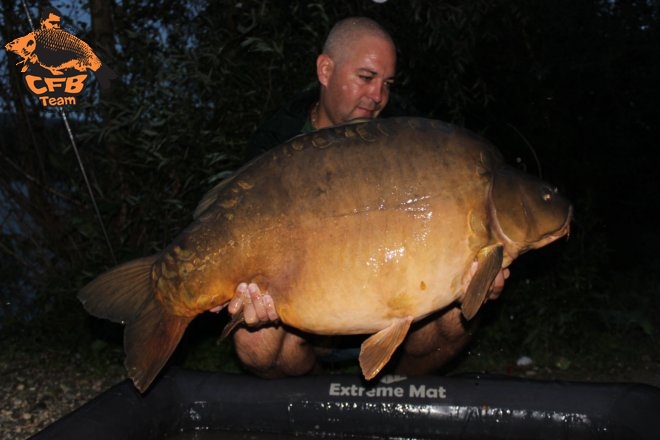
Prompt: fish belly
<box><xmin>266</xmin><ymin>208</ymin><xmax>475</xmax><ymax>334</ymax></box>
<box><xmin>160</xmin><ymin>118</ymin><xmax>495</xmax><ymax>332</ymax></box>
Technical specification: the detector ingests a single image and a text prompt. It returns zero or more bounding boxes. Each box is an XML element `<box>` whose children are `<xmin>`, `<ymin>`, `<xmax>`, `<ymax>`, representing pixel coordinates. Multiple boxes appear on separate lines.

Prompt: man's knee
<box><xmin>232</xmin><ymin>326</ymin><xmax>316</xmax><ymax>378</ymax></box>
<box><xmin>394</xmin><ymin>307</ymin><xmax>475</xmax><ymax>375</ymax></box>
<box><xmin>233</xmin><ymin>326</ymin><xmax>285</xmax><ymax>375</ymax></box>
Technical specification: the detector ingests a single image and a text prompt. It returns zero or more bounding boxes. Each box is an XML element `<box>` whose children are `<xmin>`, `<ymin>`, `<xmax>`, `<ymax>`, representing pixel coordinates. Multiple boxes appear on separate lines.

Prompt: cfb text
<box><xmin>24</xmin><ymin>74</ymin><xmax>88</xmax><ymax>105</ymax></box>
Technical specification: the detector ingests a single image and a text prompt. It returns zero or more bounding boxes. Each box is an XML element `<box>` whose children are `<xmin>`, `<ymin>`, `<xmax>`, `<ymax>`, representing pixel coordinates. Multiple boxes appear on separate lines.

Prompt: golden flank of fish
<box><xmin>79</xmin><ymin>117</ymin><xmax>572</xmax><ymax>392</ymax></box>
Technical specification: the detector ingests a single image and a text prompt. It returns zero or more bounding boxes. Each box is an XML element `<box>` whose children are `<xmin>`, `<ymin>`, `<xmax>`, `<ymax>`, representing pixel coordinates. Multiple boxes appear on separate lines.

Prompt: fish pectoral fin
<box><xmin>219</xmin><ymin>312</ymin><xmax>245</xmax><ymax>340</ymax></box>
<box><xmin>461</xmin><ymin>244</ymin><xmax>504</xmax><ymax>321</ymax></box>
<box><xmin>359</xmin><ymin>316</ymin><xmax>413</xmax><ymax>381</ymax></box>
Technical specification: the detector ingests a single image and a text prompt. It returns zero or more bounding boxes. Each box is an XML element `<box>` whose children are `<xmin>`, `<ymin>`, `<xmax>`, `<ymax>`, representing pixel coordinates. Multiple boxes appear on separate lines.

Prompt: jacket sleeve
<box><xmin>245</xmin><ymin>109</ymin><xmax>306</xmax><ymax>159</ymax></box>
<box><xmin>245</xmin><ymin>88</ymin><xmax>317</xmax><ymax>160</ymax></box>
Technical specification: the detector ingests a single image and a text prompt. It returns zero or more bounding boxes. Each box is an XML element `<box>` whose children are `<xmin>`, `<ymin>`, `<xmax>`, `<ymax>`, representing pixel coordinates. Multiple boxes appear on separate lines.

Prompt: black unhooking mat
<box><xmin>28</xmin><ymin>368</ymin><xmax>660</xmax><ymax>439</ymax></box>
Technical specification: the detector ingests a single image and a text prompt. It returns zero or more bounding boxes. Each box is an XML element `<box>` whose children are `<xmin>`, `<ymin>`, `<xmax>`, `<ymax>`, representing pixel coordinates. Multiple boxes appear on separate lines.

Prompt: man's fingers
<box><xmin>247</xmin><ymin>283</ymin><xmax>279</xmax><ymax>322</ymax></box>
<box><xmin>228</xmin><ymin>281</ymin><xmax>280</xmax><ymax>325</ymax></box>
<box><xmin>244</xmin><ymin>283</ymin><xmax>268</xmax><ymax>324</ymax></box>
<box><xmin>228</xmin><ymin>282</ymin><xmax>248</xmax><ymax>314</ymax></box>
<box><xmin>489</xmin><ymin>268</ymin><xmax>510</xmax><ymax>300</ymax></box>
<box><xmin>263</xmin><ymin>294</ymin><xmax>278</xmax><ymax>321</ymax></box>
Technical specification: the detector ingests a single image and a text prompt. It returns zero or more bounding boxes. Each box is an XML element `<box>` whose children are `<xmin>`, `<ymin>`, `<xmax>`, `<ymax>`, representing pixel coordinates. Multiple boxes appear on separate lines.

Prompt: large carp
<box><xmin>79</xmin><ymin>117</ymin><xmax>572</xmax><ymax>392</ymax></box>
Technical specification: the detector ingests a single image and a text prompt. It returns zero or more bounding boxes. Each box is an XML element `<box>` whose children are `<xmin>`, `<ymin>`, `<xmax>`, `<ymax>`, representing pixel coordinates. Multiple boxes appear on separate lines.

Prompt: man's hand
<box><xmin>489</xmin><ymin>268</ymin><xmax>510</xmax><ymax>300</ymax></box>
<box><xmin>224</xmin><ymin>266</ymin><xmax>508</xmax><ymax>326</ymax></box>
<box><xmin>228</xmin><ymin>282</ymin><xmax>279</xmax><ymax>325</ymax></box>
<box><xmin>227</xmin><ymin>283</ymin><xmax>316</xmax><ymax>378</ymax></box>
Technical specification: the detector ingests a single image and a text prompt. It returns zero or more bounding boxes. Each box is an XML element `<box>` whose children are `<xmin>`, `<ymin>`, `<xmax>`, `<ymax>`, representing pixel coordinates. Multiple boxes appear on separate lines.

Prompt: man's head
<box><xmin>40</xmin><ymin>7</ymin><xmax>62</xmax><ymax>29</ymax></box>
<box><xmin>315</xmin><ymin>17</ymin><xmax>396</xmax><ymax>128</ymax></box>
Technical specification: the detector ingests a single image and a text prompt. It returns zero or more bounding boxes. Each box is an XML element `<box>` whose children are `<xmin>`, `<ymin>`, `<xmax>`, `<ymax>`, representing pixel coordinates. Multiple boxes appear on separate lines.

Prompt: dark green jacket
<box><xmin>246</xmin><ymin>87</ymin><xmax>416</xmax><ymax>160</ymax></box>
<box><xmin>246</xmin><ymin>89</ymin><xmax>318</xmax><ymax>159</ymax></box>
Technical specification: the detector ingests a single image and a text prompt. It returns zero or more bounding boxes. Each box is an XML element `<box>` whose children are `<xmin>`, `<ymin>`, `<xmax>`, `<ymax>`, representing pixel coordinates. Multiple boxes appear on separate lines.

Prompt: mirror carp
<box><xmin>79</xmin><ymin>117</ymin><xmax>572</xmax><ymax>392</ymax></box>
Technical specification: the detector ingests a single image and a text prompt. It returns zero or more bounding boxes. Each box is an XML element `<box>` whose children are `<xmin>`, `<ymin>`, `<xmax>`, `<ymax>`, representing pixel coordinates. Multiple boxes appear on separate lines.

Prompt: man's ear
<box><xmin>316</xmin><ymin>54</ymin><xmax>334</xmax><ymax>86</ymax></box>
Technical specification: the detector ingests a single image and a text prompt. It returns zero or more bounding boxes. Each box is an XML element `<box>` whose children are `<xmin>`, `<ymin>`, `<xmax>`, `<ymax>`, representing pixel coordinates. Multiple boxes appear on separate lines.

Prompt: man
<box><xmin>246</xmin><ymin>16</ymin><xmax>398</xmax><ymax>159</ymax></box>
<box><xmin>40</xmin><ymin>7</ymin><xmax>62</xmax><ymax>29</ymax></box>
<box><xmin>227</xmin><ymin>17</ymin><xmax>508</xmax><ymax>379</ymax></box>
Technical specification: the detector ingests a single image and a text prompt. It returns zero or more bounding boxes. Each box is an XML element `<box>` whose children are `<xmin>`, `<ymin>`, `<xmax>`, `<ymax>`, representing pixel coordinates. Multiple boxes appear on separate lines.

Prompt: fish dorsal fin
<box><xmin>461</xmin><ymin>244</ymin><xmax>504</xmax><ymax>320</ymax></box>
<box><xmin>193</xmin><ymin>179</ymin><xmax>230</xmax><ymax>218</ymax></box>
<box><xmin>359</xmin><ymin>316</ymin><xmax>413</xmax><ymax>380</ymax></box>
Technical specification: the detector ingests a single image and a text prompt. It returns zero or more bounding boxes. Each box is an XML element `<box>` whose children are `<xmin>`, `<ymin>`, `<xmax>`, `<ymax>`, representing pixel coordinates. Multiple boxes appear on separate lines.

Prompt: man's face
<box><xmin>41</xmin><ymin>13</ymin><xmax>61</xmax><ymax>29</ymax></box>
<box><xmin>317</xmin><ymin>34</ymin><xmax>396</xmax><ymax>127</ymax></box>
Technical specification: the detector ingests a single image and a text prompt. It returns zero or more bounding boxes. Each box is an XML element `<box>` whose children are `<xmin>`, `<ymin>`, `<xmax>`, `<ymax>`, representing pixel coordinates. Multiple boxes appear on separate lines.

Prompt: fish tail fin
<box><xmin>79</xmin><ymin>256</ymin><xmax>158</xmax><ymax>322</ymax></box>
<box><xmin>124</xmin><ymin>297</ymin><xmax>192</xmax><ymax>392</ymax></box>
<box><xmin>78</xmin><ymin>255</ymin><xmax>192</xmax><ymax>392</ymax></box>
<box><xmin>93</xmin><ymin>63</ymin><xmax>117</xmax><ymax>89</ymax></box>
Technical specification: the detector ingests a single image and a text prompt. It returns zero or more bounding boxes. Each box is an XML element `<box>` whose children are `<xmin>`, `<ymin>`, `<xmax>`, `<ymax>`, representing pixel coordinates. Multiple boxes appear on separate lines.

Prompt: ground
<box><xmin>4</xmin><ymin>323</ymin><xmax>658</xmax><ymax>440</ymax></box>
<box><xmin>0</xmin><ymin>345</ymin><xmax>125</xmax><ymax>440</ymax></box>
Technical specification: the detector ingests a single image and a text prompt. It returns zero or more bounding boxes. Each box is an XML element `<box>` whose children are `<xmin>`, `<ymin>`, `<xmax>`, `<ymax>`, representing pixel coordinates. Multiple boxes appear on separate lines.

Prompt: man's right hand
<box><xmin>228</xmin><ymin>282</ymin><xmax>279</xmax><ymax>326</ymax></box>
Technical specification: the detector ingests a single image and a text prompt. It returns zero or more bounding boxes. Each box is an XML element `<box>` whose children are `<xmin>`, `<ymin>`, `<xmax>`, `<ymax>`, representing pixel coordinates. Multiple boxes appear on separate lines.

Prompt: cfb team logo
<box><xmin>4</xmin><ymin>7</ymin><xmax>117</xmax><ymax>107</ymax></box>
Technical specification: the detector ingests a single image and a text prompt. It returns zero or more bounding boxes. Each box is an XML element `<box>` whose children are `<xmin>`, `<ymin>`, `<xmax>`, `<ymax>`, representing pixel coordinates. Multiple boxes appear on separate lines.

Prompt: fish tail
<box><xmin>123</xmin><ymin>294</ymin><xmax>192</xmax><ymax>392</ymax></box>
<box><xmin>78</xmin><ymin>255</ymin><xmax>192</xmax><ymax>392</ymax></box>
<box><xmin>78</xmin><ymin>255</ymin><xmax>157</xmax><ymax>323</ymax></box>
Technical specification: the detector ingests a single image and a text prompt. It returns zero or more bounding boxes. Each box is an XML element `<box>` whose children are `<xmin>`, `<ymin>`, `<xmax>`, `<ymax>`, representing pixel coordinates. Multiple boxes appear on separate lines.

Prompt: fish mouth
<box><xmin>497</xmin><ymin>204</ymin><xmax>573</xmax><ymax>262</ymax></box>
<box><xmin>553</xmin><ymin>205</ymin><xmax>573</xmax><ymax>240</ymax></box>
<box><xmin>531</xmin><ymin>204</ymin><xmax>573</xmax><ymax>249</ymax></box>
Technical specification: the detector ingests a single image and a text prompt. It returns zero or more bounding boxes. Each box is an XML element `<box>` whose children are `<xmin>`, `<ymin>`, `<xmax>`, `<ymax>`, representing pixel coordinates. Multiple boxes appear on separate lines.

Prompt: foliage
<box><xmin>0</xmin><ymin>0</ymin><xmax>659</xmax><ymax>379</ymax></box>
<box><xmin>461</xmin><ymin>188</ymin><xmax>659</xmax><ymax>372</ymax></box>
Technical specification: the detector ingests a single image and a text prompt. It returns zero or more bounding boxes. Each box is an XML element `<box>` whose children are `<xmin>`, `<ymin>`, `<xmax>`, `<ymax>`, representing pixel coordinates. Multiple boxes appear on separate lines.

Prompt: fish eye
<box><xmin>541</xmin><ymin>186</ymin><xmax>555</xmax><ymax>202</ymax></box>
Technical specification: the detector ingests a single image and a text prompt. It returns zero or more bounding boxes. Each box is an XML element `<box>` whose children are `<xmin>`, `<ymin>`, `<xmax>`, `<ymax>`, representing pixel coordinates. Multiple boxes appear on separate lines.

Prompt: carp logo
<box><xmin>4</xmin><ymin>7</ymin><xmax>117</xmax><ymax>107</ymax></box>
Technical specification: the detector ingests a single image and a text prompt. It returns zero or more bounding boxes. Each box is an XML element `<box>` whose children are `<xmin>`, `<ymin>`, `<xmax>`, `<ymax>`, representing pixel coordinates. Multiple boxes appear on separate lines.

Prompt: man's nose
<box><xmin>367</xmin><ymin>80</ymin><xmax>387</xmax><ymax>104</ymax></box>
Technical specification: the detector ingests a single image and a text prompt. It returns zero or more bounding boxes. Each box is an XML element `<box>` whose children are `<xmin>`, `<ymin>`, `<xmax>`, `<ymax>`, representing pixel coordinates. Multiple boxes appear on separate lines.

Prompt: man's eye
<box><xmin>359</xmin><ymin>75</ymin><xmax>374</xmax><ymax>82</ymax></box>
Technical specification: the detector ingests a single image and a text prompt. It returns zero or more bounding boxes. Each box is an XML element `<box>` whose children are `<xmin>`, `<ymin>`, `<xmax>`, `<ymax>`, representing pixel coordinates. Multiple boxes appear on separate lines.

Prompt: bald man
<box><xmin>228</xmin><ymin>17</ymin><xmax>508</xmax><ymax>378</ymax></box>
<box><xmin>246</xmin><ymin>17</ymin><xmax>398</xmax><ymax>158</ymax></box>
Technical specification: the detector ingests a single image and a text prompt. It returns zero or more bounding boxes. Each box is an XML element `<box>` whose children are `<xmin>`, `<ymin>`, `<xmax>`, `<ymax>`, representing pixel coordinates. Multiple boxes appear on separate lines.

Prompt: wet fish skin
<box><xmin>79</xmin><ymin>117</ymin><xmax>572</xmax><ymax>392</ymax></box>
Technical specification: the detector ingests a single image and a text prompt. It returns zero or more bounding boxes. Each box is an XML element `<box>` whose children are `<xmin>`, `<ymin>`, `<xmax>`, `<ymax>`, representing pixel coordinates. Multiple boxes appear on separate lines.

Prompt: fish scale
<box><xmin>78</xmin><ymin>117</ymin><xmax>572</xmax><ymax>392</ymax></box>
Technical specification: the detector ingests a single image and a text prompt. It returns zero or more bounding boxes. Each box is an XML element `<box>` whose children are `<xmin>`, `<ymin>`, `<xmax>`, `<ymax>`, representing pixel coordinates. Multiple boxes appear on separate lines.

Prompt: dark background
<box><xmin>1</xmin><ymin>0</ymin><xmax>658</xmax><ymax>377</ymax></box>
